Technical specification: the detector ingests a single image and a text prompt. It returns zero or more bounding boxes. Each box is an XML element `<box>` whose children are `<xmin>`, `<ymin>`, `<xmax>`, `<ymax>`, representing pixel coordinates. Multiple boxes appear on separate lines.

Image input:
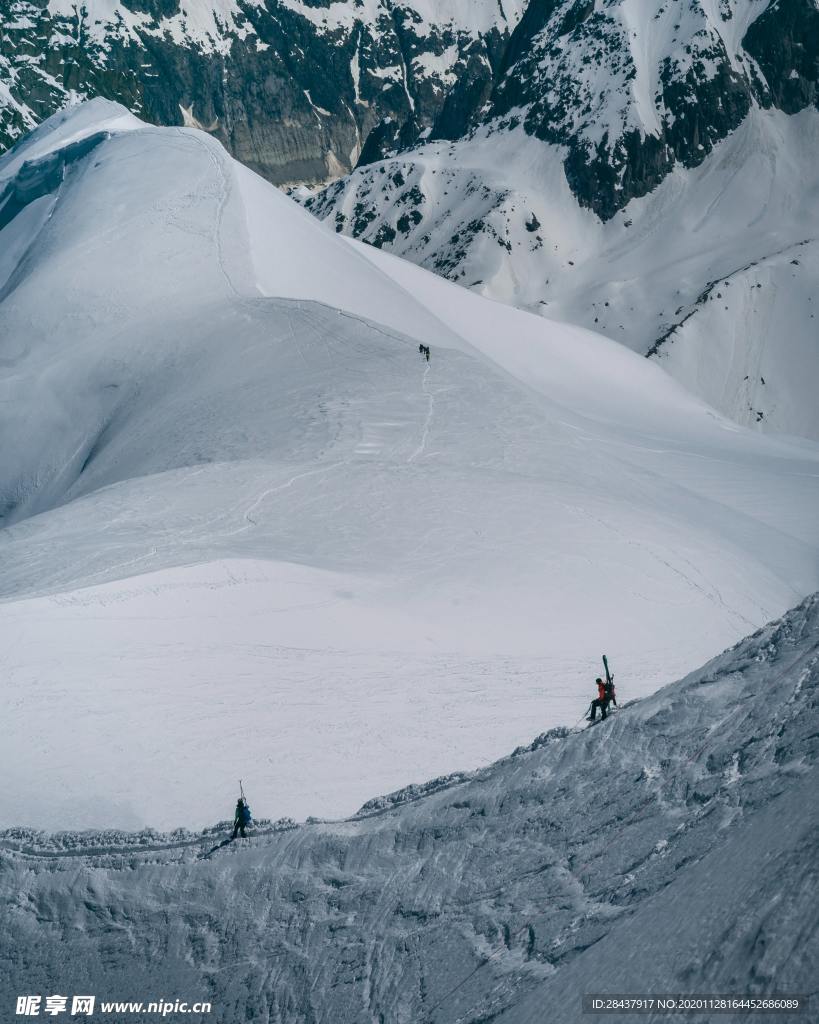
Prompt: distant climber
<box><xmin>587</xmin><ymin>677</ymin><xmax>609</xmax><ymax>722</ymax></box>
<box><xmin>232</xmin><ymin>796</ymin><xmax>251</xmax><ymax>839</ymax></box>
<box><xmin>419</xmin><ymin>344</ymin><xmax>430</xmax><ymax>362</ymax></box>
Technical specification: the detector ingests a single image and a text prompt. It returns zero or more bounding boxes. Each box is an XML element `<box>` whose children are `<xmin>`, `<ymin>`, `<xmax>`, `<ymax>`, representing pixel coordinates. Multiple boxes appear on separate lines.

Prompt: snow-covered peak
<box><xmin>0</xmin><ymin>0</ymin><xmax>526</xmax><ymax>187</ymax></box>
<box><xmin>0</xmin><ymin>97</ymin><xmax>140</xmax><ymax>182</ymax></box>
<box><xmin>1</xmin><ymin>107</ymin><xmax>817</xmax><ymax>832</ymax></box>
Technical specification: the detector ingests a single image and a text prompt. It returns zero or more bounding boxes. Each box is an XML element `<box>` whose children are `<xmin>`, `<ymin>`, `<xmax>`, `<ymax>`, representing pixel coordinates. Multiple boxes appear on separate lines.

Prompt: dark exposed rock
<box><xmin>743</xmin><ymin>0</ymin><xmax>819</xmax><ymax>114</ymax></box>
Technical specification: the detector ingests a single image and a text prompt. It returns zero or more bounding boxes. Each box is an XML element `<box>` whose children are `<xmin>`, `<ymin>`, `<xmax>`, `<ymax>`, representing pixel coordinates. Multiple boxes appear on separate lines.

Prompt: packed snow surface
<box><xmin>2</xmin><ymin>595</ymin><xmax>817</xmax><ymax>1022</ymax></box>
<box><xmin>1</xmin><ymin>102</ymin><xmax>818</xmax><ymax>831</ymax></box>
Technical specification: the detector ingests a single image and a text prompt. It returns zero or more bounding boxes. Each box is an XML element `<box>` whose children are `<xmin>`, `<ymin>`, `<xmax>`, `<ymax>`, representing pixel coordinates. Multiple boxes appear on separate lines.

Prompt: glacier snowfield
<box><xmin>1</xmin><ymin>102</ymin><xmax>818</xmax><ymax>834</ymax></box>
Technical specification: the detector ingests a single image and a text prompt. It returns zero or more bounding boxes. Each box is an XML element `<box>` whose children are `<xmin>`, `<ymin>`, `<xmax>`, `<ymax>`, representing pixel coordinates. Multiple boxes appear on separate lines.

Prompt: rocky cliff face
<box><xmin>486</xmin><ymin>0</ymin><xmax>759</xmax><ymax>219</ymax></box>
<box><xmin>0</xmin><ymin>0</ymin><xmax>524</xmax><ymax>184</ymax></box>
<box><xmin>4</xmin><ymin>0</ymin><xmax>817</xmax><ymax>210</ymax></box>
<box><xmin>306</xmin><ymin>0</ymin><xmax>819</xmax><ymax>222</ymax></box>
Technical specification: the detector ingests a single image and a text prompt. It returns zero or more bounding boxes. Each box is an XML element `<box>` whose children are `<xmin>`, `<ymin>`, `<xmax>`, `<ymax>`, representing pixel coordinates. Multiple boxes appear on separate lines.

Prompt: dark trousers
<box><xmin>589</xmin><ymin>698</ymin><xmax>609</xmax><ymax>721</ymax></box>
<box><xmin>232</xmin><ymin>821</ymin><xmax>246</xmax><ymax>839</ymax></box>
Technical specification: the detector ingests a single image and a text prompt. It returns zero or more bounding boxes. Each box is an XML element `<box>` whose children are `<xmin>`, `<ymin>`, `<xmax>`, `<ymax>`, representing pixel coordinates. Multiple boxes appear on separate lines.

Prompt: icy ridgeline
<box><xmin>1</xmin><ymin>100</ymin><xmax>819</xmax><ymax>832</ymax></box>
<box><xmin>2</xmin><ymin>596</ymin><xmax>817</xmax><ymax>1024</ymax></box>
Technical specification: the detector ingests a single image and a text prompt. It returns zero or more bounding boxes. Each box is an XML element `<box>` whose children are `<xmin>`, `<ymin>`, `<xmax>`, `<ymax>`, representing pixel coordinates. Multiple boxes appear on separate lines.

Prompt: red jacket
<box><xmin>597</xmin><ymin>681</ymin><xmax>606</xmax><ymax>701</ymax></box>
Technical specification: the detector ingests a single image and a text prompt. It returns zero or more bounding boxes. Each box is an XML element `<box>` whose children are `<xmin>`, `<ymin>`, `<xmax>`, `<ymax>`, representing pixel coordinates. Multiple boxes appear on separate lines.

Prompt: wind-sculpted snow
<box><xmin>1</xmin><ymin>596</ymin><xmax>817</xmax><ymax>1023</ymax></box>
<box><xmin>0</xmin><ymin>104</ymin><xmax>818</xmax><ymax>831</ymax></box>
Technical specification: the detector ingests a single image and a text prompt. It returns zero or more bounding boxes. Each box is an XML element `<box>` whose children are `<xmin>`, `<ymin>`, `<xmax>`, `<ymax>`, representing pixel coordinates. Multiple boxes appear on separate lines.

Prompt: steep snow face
<box><xmin>306</xmin><ymin>106</ymin><xmax>819</xmax><ymax>440</ymax></box>
<box><xmin>1</xmin><ymin>596</ymin><xmax>817</xmax><ymax>1023</ymax></box>
<box><xmin>1</xmin><ymin>103</ymin><xmax>818</xmax><ymax>831</ymax></box>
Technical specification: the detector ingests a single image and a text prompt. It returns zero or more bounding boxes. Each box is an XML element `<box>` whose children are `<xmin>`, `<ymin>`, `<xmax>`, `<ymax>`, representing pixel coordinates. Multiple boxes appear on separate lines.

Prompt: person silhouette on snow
<box><xmin>588</xmin><ymin>677</ymin><xmax>609</xmax><ymax>722</ymax></box>
<box><xmin>232</xmin><ymin>797</ymin><xmax>250</xmax><ymax>839</ymax></box>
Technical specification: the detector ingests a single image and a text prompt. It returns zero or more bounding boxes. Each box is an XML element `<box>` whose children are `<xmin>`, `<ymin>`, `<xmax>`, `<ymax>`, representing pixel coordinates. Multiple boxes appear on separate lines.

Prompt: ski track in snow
<box><xmin>242</xmin><ymin>462</ymin><xmax>348</xmax><ymax>528</ymax></box>
<box><xmin>179</xmin><ymin>127</ymin><xmax>242</xmax><ymax>301</ymax></box>
<box><xmin>408</xmin><ymin>362</ymin><xmax>435</xmax><ymax>463</ymax></box>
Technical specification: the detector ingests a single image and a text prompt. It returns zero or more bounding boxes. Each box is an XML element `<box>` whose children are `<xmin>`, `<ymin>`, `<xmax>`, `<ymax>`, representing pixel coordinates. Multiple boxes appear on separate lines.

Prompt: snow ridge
<box><xmin>1</xmin><ymin>594</ymin><xmax>817</xmax><ymax>1022</ymax></box>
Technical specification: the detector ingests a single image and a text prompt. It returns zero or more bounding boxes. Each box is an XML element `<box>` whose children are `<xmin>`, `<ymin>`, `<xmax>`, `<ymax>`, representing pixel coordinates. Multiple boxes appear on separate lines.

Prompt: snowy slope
<box><xmin>1</xmin><ymin>595</ymin><xmax>817</xmax><ymax>1023</ymax></box>
<box><xmin>307</xmin><ymin>105</ymin><xmax>819</xmax><ymax>439</ymax></box>
<box><xmin>1</xmin><ymin>102</ymin><xmax>818</xmax><ymax>832</ymax></box>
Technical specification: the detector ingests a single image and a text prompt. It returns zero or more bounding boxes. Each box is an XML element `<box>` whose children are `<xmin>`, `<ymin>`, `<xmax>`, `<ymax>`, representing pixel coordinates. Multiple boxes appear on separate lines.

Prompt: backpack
<box><xmin>604</xmin><ymin>680</ymin><xmax>615</xmax><ymax>700</ymax></box>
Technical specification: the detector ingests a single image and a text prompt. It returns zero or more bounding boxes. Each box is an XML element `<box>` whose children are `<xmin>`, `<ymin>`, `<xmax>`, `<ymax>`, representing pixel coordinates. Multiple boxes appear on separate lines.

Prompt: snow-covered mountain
<box><xmin>5</xmin><ymin>0</ymin><xmax>814</xmax><ymax>213</ymax></box>
<box><xmin>1</xmin><ymin>102</ymin><xmax>818</xmax><ymax>833</ymax></box>
<box><xmin>301</xmin><ymin>0</ymin><xmax>819</xmax><ymax>439</ymax></box>
<box><xmin>4</xmin><ymin>1</ymin><xmax>817</xmax><ymax>438</ymax></box>
<box><xmin>0</xmin><ymin>0</ymin><xmax>525</xmax><ymax>180</ymax></box>
<box><xmin>308</xmin><ymin>107</ymin><xmax>819</xmax><ymax>439</ymax></box>
<box><xmin>2</xmin><ymin>594</ymin><xmax>817</xmax><ymax>1022</ymax></box>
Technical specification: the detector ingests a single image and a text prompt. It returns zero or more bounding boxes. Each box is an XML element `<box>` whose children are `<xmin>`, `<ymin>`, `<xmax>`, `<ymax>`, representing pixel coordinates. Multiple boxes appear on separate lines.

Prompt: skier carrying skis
<box><xmin>232</xmin><ymin>796</ymin><xmax>251</xmax><ymax>839</ymax></box>
<box><xmin>588</xmin><ymin>677</ymin><xmax>609</xmax><ymax>722</ymax></box>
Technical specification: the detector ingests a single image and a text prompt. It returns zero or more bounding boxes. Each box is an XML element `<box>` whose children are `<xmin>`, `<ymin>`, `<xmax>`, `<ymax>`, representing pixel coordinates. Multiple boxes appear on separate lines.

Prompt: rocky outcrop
<box><xmin>485</xmin><ymin>0</ymin><xmax>760</xmax><ymax>218</ymax></box>
<box><xmin>744</xmin><ymin>0</ymin><xmax>819</xmax><ymax>114</ymax></box>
